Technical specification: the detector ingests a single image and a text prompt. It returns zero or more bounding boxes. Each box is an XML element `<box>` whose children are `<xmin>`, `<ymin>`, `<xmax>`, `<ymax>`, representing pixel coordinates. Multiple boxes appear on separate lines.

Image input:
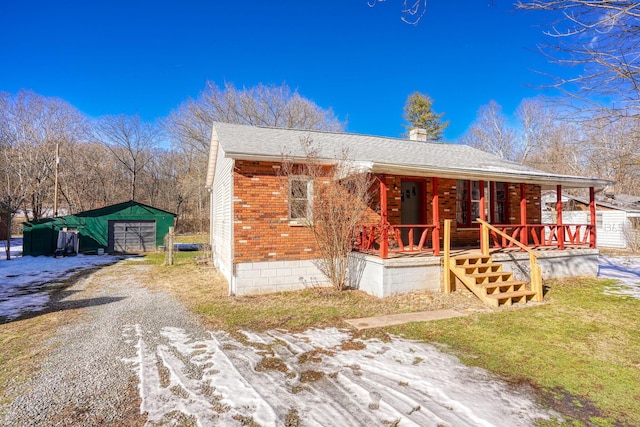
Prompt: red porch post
<box><xmin>479</xmin><ymin>180</ymin><xmax>486</xmax><ymax>221</ymax></box>
<box><xmin>589</xmin><ymin>186</ymin><xmax>597</xmax><ymax>248</ymax></box>
<box><xmin>478</xmin><ymin>181</ymin><xmax>487</xmax><ymax>254</ymax></box>
<box><xmin>556</xmin><ymin>184</ymin><xmax>565</xmax><ymax>250</ymax></box>
<box><xmin>432</xmin><ymin>177</ymin><xmax>440</xmax><ymax>255</ymax></box>
<box><xmin>380</xmin><ymin>174</ymin><xmax>389</xmax><ymax>259</ymax></box>
<box><xmin>520</xmin><ymin>183</ymin><xmax>528</xmax><ymax>245</ymax></box>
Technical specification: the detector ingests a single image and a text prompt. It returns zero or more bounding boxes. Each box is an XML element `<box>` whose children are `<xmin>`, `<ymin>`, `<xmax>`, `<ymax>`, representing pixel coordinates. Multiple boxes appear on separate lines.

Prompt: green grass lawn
<box><xmin>388</xmin><ymin>278</ymin><xmax>640</xmax><ymax>426</ymax></box>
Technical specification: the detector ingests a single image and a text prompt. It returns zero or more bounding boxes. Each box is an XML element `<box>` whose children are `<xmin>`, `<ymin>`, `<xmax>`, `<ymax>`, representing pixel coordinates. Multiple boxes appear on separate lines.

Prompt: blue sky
<box><xmin>1</xmin><ymin>1</ymin><xmax>560</xmax><ymax>141</ymax></box>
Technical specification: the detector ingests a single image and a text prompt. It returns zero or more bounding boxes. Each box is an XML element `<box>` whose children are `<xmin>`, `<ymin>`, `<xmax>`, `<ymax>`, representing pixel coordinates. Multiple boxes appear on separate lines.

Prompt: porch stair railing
<box><xmin>449</xmin><ymin>253</ymin><xmax>538</xmax><ymax>307</ymax></box>
<box><xmin>443</xmin><ymin>219</ymin><xmax>544</xmax><ymax>307</ymax></box>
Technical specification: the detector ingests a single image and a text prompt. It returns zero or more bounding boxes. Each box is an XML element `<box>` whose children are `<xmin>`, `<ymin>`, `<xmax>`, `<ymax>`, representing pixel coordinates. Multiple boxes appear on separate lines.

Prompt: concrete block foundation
<box><xmin>230</xmin><ymin>249</ymin><xmax>600</xmax><ymax>298</ymax></box>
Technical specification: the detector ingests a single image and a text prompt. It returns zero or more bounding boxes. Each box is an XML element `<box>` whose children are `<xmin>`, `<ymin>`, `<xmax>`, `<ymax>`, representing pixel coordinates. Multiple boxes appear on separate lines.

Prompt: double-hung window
<box><xmin>456</xmin><ymin>180</ymin><xmax>482</xmax><ymax>227</ymax></box>
<box><xmin>289</xmin><ymin>177</ymin><xmax>312</xmax><ymax>222</ymax></box>
<box><xmin>491</xmin><ymin>182</ymin><xmax>508</xmax><ymax>224</ymax></box>
<box><xmin>456</xmin><ymin>180</ymin><xmax>509</xmax><ymax>227</ymax></box>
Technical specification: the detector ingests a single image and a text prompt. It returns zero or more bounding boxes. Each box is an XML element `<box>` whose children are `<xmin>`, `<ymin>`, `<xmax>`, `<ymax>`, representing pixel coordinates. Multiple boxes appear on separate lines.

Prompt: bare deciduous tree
<box><xmin>524</xmin><ymin>119</ymin><xmax>586</xmax><ymax>177</ymax></box>
<box><xmin>57</xmin><ymin>141</ymin><xmax>121</xmax><ymax>212</ymax></box>
<box><xmin>0</xmin><ymin>90</ymin><xmax>88</xmax><ymax>258</ymax></box>
<box><xmin>459</xmin><ymin>100</ymin><xmax>518</xmax><ymax>160</ymax></box>
<box><xmin>582</xmin><ymin>115</ymin><xmax>640</xmax><ymax>194</ymax></box>
<box><xmin>281</xmin><ymin>138</ymin><xmax>375</xmax><ymax>290</ymax></box>
<box><xmin>164</xmin><ymin>82</ymin><xmax>345</xmax><ymax>232</ymax></box>
<box><xmin>517</xmin><ymin>1</ymin><xmax>640</xmax><ymax>117</ymax></box>
<box><xmin>622</xmin><ymin>218</ymin><xmax>640</xmax><ymax>252</ymax></box>
<box><xmin>0</xmin><ymin>90</ymin><xmax>88</xmax><ymax>221</ymax></box>
<box><xmin>0</xmin><ymin>137</ymin><xmax>28</xmax><ymax>260</ymax></box>
<box><xmin>94</xmin><ymin>114</ymin><xmax>160</xmax><ymax>201</ymax></box>
<box><xmin>460</xmin><ymin>98</ymin><xmax>590</xmax><ymax>179</ymax></box>
<box><xmin>516</xmin><ymin>98</ymin><xmax>557</xmax><ymax>163</ymax></box>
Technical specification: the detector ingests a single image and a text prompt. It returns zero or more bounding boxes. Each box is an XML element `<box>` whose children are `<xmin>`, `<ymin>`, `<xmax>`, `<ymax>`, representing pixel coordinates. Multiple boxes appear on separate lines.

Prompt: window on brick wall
<box><xmin>456</xmin><ymin>180</ymin><xmax>481</xmax><ymax>227</ymax></box>
<box><xmin>456</xmin><ymin>180</ymin><xmax>509</xmax><ymax>227</ymax></box>
<box><xmin>289</xmin><ymin>177</ymin><xmax>313</xmax><ymax>221</ymax></box>
<box><xmin>491</xmin><ymin>181</ymin><xmax>508</xmax><ymax>224</ymax></box>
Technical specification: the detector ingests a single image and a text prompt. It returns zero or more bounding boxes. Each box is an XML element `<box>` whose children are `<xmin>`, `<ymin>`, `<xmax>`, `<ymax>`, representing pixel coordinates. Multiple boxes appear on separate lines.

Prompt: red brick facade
<box><xmin>233</xmin><ymin>161</ymin><xmax>542</xmax><ymax>261</ymax></box>
<box><xmin>233</xmin><ymin>161</ymin><xmax>317</xmax><ymax>263</ymax></box>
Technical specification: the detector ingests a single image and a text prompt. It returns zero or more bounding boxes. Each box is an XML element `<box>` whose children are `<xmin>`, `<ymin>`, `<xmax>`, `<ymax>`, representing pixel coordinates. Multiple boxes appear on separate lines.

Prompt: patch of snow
<box><xmin>598</xmin><ymin>256</ymin><xmax>640</xmax><ymax>299</ymax></box>
<box><xmin>238</xmin><ymin>330</ymin><xmax>274</xmax><ymax>345</ymax></box>
<box><xmin>124</xmin><ymin>326</ymin><xmax>555</xmax><ymax>426</ymax></box>
<box><xmin>0</xmin><ymin>240</ymin><xmax>122</xmax><ymax>320</ymax></box>
<box><xmin>0</xmin><ymin>237</ymin><xmax>23</xmax><ymax>260</ymax></box>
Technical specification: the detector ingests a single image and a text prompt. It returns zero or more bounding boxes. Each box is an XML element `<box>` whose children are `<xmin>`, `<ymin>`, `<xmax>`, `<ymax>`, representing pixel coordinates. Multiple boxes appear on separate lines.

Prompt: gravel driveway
<box><xmin>1</xmin><ymin>261</ymin><xmax>210</xmax><ymax>426</ymax></box>
<box><xmin>1</xmin><ymin>260</ymin><xmax>553</xmax><ymax>427</ymax></box>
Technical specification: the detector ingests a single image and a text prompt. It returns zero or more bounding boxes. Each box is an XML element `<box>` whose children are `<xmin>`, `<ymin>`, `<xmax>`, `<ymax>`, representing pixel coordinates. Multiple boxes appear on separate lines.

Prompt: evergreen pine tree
<box><xmin>402</xmin><ymin>91</ymin><xmax>449</xmax><ymax>141</ymax></box>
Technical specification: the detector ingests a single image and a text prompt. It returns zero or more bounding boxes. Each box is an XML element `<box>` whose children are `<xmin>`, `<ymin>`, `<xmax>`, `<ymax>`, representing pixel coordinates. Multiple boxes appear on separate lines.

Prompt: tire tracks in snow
<box><xmin>124</xmin><ymin>325</ymin><xmax>556</xmax><ymax>426</ymax></box>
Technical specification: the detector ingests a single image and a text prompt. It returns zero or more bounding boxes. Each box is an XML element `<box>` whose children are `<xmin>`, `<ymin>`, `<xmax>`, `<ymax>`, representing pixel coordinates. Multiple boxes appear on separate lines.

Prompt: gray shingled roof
<box><xmin>208</xmin><ymin>122</ymin><xmax>612</xmax><ymax>189</ymax></box>
<box><xmin>543</xmin><ymin>190</ymin><xmax>640</xmax><ymax>213</ymax></box>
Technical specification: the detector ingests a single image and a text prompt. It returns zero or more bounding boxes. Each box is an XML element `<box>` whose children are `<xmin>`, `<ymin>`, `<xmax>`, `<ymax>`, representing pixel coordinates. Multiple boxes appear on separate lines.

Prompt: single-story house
<box><xmin>542</xmin><ymin>190</ymin><xmax>640</xmax><ymax>249</ymax></box>
<box><xmin>23</xmin><ymin>201</ymin><xmax>176</xmax><ymax>256</ymax></box>
<box><xmin>206</xmin><ymin>122</ymin><xmax>611</xmax><ymax>304</ymax></box>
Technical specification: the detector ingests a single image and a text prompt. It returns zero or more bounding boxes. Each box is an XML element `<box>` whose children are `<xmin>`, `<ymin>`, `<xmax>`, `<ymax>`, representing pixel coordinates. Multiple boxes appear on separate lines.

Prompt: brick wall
<box><xmin>233</xmin><ymin>161</ymin><xmax>544</xmax><ymax>261</ymax></box>
<box><xmin>526</xmin><ymin>184</ymin><xmax>542</xmax><ymax>224</ymax></box>
<box><xmin>233</xmin><ymin>161</ymin><xmax>316</xmax><ymax>263</ymax></box>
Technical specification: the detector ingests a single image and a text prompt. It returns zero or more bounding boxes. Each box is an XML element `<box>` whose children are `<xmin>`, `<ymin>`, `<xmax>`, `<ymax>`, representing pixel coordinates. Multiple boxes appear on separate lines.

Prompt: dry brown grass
<box><xmin>134</xmin><ymin>251</ymin><xmax>487</xmax><ymax>333</ymax></box>
<box><xmin>0</xmin><ymin>314</ymin><xmax>64</xmax><ymax>407</ymax></box>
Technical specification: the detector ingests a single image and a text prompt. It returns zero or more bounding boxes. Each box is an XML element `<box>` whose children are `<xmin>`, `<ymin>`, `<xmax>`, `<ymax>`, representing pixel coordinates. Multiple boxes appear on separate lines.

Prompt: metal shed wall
<box><xmin>22</xmin><ymin>201</ymin><xmax>175</xmax><ymax>256</ymax></box>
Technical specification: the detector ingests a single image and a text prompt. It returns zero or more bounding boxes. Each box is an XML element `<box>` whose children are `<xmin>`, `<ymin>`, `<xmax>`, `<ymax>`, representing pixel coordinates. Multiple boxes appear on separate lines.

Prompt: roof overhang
<box><xmin>223</xmin><ymin>151</ymin><xmax>613</xmax><ymax>189</ymax></box>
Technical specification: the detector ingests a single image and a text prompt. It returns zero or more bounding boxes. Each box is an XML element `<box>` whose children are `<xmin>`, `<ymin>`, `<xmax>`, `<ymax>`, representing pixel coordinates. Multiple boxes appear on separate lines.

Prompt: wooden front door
<box><xmin>401</xmin><ymin>180</ymin><xmax>425</xmax><ymax>242</ymax></box>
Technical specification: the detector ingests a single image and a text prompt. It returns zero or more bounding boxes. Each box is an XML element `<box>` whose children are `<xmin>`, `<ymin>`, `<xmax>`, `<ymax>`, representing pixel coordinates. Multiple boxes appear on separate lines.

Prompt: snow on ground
<box><xmin>123</xmin><ymin>326</ymin><xmax>555</xmax><ymax>426</ymax></box>
<box><xmin>0</xmin><ymin>238</ymin><xmax>121</xmax><ymax>321</ymax></box>
<box><xmin>598</xmin><ymin>256</ymin><xmax>640</xmax><ymax>299</ymax></box>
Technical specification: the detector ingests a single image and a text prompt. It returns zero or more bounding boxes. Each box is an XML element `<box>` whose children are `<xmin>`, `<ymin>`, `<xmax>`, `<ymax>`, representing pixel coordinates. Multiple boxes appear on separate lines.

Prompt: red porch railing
<box><xmin>486</xmin><ymin>223</ymin><xmax>595</xmax><ymax>250</ymax></box>
<box><xmin>355</xmin><ymin>223</ymin><xmax>440</xmax><ymax>257</ymax></box>
<box><xmin>355</xmin><ymin>221</ymin><xmax>594</xmax><ymax>259</ymax></box>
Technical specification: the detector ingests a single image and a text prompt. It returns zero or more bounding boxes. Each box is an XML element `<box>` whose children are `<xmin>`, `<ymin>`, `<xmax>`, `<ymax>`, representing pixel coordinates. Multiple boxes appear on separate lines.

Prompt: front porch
<box><xmin>352</xmin><ymin>177</ymin><xmax>600</xmax><ymax>302</ymax></box>
<box><xmin>355</xmin><ymin>177</ymin><xmax>598</xmax><ymax>259</ymax></box>
<box><xmin>353</xmin><ymin>245</ymin><xmax>599</xmax><ymax>299</ymax></box>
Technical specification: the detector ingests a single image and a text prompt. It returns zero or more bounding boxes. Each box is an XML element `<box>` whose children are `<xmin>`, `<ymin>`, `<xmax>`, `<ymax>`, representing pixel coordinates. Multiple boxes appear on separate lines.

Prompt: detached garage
<box><xmin>23</xmin><ymin>201</ymin><xmax>176</xmax><ymax>256</ymax></box>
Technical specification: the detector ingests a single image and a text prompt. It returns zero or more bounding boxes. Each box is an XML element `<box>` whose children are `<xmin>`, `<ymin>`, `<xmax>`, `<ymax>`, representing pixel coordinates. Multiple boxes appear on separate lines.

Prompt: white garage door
<box><xmin>108</xmin><ymin>220</ymin><xmax>156</xmax><ymax>253</ymax></box>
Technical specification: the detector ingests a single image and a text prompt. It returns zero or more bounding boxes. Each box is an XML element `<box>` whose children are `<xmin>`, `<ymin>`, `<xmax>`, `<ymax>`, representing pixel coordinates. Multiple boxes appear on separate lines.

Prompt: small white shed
<box><xmin>541</xmin><ymin>191</ymin><xmax>640</xmax><ymax>250</ymax></box>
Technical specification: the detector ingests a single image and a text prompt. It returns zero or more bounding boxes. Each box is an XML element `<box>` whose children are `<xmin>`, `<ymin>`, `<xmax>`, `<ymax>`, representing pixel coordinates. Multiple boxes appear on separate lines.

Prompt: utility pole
<box><xmin>54</xmin><ymin>142</ymin><xmax>60</xmax><ymax>217</ymax></box>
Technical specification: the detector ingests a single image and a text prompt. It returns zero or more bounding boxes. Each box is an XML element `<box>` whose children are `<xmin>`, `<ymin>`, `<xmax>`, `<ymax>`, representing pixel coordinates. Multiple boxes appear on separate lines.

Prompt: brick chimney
<box><xmin>409</xmin><ymin>128</ymin><xmax>428</xmax><ymax>142</ymax></box>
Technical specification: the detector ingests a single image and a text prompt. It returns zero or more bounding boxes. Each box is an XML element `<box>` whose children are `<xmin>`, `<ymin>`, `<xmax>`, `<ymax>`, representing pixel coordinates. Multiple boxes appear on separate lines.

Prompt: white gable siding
<box><xmin>211</xmin><ymin>145</ymin><xmax>234</xmax><ymax>287</ymax></box>
<box><xmin>597</xmin><ymin>211</ymin><xmax>627</xmax><ymax>249</ymax></box>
